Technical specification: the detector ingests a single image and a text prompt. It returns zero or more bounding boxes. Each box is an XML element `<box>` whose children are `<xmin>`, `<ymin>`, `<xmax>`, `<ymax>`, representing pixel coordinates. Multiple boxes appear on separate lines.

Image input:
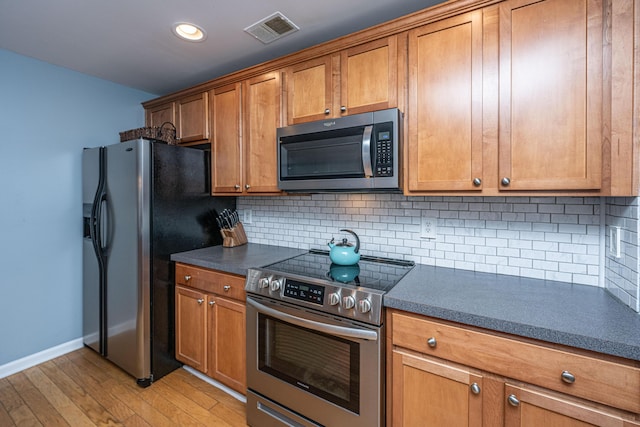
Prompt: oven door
<box><xmin>246</xmin><ymin>295</ymin><xmax>384</xmax><ymax>427</ymax></box>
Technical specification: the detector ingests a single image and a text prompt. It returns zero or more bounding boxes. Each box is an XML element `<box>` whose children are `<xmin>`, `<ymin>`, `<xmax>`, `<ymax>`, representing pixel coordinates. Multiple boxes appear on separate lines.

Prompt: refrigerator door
<box><xmin>82</xmin><ymin>147</ymin><xmax>103</xmax><ymax>354</ymax></box>
<box><xmin>104</xmin><ymin>139</ymin><xmax>151</xmax><ymax>381</ymax></box>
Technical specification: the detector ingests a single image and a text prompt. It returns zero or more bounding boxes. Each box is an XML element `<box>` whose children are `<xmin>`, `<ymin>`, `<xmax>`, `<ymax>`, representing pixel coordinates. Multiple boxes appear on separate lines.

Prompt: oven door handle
<box><xmin>247</xmin><ymin>298</ymin><xmax>379</xmax><ymax>342</ymax></box>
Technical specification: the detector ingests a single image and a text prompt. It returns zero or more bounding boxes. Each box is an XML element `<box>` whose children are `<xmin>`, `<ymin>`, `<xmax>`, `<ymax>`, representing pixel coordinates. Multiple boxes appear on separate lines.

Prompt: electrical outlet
<box><xmin>243</xmin><ymin>209</ymin><xmax>253</xmax><ymax>224</ymax></box>
<box><xmin>420</xmin><ymin>213</ymin><xmax>437</xmax><ymax>239</ymax></box>
<box><xmin>610</xmin><ymin>226</ymin><xmax>621</xmax><ymax>258</ymax></box>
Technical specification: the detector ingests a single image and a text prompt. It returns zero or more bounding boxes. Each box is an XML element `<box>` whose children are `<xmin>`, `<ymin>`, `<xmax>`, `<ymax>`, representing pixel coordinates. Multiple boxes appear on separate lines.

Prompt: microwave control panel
<box><xmin>374</xmin><ymin>123</ymin><xmax>393</xmax><ymax>177</ymax></box>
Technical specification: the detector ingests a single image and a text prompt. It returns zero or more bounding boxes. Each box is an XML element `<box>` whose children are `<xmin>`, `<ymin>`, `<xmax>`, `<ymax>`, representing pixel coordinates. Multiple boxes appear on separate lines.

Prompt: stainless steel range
<box><xmin>245</xmin><ymin>249</ymin><xmax>414</xmax><ymax>427</ymax></box>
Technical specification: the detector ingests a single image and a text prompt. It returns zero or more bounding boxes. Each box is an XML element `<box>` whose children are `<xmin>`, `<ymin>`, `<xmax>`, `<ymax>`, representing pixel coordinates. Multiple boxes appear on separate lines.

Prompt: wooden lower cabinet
<box><xmin>388</xmin><ymin>309</ymin><xmax>640</xmax><ymax>426</ymax></box>
<box><xmin>207</xmin><ymin>295</ymin><xmax>246</xmax><ymax>393</ymax></box>
<box><xmin>504</xmin><ymin>384</ymin><xmax>640</xmax><ymax>427</ymax></box>
<box><xmin>175</xmin><ymin>263</ymin><xmax>246</xmax><ymax>394</ymax></box>
<box><xmin>392</xmin><ymin>349</ymin><xmax>484</xmax><ymax>426</ymax></box>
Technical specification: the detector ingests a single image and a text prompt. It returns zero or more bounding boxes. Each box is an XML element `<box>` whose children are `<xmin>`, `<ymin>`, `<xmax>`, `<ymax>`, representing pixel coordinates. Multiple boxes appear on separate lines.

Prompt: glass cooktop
<box><xmin>262</xmin><ymin>249</ymin><xmax>415</xmax><ymax>292</ymax></box>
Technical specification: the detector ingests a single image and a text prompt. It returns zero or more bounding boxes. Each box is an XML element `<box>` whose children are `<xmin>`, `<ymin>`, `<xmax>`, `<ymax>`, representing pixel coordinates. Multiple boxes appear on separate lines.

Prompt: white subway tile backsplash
<box><xmin>237</xmin><ymin>195</ymin><xmax>639</xmax><ymax>313</ymax></box>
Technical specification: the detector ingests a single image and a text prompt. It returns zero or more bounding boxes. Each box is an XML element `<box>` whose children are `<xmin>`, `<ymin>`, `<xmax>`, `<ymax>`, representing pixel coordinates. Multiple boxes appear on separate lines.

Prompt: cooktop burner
<box><xmin>262</xmin><ymin>249</ymin><xmax>414</xmax><ymax>292</ymax></box>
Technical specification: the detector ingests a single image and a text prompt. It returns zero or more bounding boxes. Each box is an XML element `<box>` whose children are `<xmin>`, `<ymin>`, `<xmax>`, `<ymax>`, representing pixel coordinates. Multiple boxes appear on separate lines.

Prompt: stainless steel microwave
<box><xmin>277</xmin><ymin>108</ymin><xmax>402</xmax><ymax>192</ymax></box>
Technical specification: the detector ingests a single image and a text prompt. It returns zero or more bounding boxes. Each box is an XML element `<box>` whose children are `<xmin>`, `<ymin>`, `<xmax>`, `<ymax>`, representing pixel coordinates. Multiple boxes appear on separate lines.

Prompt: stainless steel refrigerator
<box><xmin>82</xmin><ymin>138</ymin><xmax>234</xmax><ymax>386</ymax></box>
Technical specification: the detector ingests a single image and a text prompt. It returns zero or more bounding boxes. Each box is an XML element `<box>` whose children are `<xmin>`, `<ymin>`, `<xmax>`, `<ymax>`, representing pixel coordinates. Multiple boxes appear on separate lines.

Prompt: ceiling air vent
<box><xmin>244</xmin><ymin>12</ymin><xmax>299</xmax><ymax>44</ymax></box>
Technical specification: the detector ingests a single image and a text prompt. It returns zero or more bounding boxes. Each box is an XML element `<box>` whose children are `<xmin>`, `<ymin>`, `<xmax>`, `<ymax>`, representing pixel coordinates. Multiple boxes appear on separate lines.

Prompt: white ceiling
<box><xmin>0</xmin><ymin>0</ymin><xmax>445</xmax><ymax>96</ymax></box>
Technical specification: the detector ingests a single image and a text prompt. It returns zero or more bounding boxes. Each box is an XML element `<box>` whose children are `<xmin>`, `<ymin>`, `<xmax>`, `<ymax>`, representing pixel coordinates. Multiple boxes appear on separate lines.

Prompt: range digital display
<box><xmin>284</xmin><ymin>280</ymin><xmax>324</xmax><ymax>305</ymax></box>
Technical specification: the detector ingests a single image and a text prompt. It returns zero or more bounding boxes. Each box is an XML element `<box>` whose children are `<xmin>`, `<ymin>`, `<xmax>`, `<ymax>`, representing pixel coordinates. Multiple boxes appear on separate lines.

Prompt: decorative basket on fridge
<box><xmin>119</xmin><ymin>122</ymin><xmax>177</xmax><ymax>145</ymax></box>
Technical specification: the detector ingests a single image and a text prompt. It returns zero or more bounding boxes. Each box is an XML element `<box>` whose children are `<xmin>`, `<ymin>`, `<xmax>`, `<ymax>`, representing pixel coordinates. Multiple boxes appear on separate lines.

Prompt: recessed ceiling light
<box><xmin>173</xmin><ymin>22</ymin><xmax>207</xmax><ymax>42</ymax></box>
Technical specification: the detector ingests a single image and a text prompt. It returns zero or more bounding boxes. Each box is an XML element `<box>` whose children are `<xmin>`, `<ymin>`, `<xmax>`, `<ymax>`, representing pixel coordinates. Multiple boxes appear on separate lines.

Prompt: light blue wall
<box><xmin>0</xmin><ymin>49</ymin><xmax>157</xmax><ymax>365</ymax></box>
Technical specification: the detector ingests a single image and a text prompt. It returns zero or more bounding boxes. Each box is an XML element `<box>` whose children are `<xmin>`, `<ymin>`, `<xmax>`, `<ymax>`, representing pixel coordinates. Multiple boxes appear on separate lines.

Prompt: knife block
<box><xmin>220</xmin><ymin>222</ymin><xmax>248</xmax><ymax>247</ymax></box>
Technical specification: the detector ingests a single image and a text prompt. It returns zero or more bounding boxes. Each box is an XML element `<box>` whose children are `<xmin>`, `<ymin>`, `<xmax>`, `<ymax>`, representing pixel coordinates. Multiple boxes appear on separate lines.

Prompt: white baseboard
<box><xmin>0</xmin><ymin>338</ymin><xmax>84</xmax><ymax>379</ymax></box>
<box><xmin>182</xmin><ymin>365</ymin><xmax>247</xmax><ymax>403</ymax></box>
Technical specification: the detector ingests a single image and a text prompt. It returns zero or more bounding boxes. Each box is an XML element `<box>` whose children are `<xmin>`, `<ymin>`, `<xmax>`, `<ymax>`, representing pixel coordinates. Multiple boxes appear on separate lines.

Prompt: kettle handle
<box><xmin>340</xmin><ymin>229</ymin><xmax>360</xmax><ymax>254</ymax></box>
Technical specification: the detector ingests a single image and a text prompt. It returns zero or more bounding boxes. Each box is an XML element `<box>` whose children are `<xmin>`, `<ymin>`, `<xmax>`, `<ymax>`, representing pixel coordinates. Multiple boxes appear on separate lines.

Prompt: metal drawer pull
<box><xmin>473</xmin><ymin>178</ymin><xmax>482</xmax><ymax>187</ymax></box>
<box><xmin>197</xmin><ymin>298</ymin><xmax>204</xmax><ymax>305</ymax></box>
<box><xmin>561</xmin><ymin>370</ymin><xmax>576</xmax><ymax>384</ymax></box>
<box><xmin>427</xmin><ymin>337</ymin><xmax>437</xmax><ymax>348</ymax></box>
<box><xmin>470</xmin><ymin>383</ymin><xmax>481</xmax><ymax>395</ymax></box>
<box><xmin>507</xmin><ymin>394</ymin><xmax>520</xmax><ymax>407</ymax></box>
<box><xmin>501</xmin><ymin>177</ymin><xmax>511</xmax><ymax>186</ymax></box>
<box><xmin>223</xmin><ymin>285</ymin><xmax>231</xmax><ymax>292</ymax></box>
<box><xmin>209</xmin><ymin>300</ymin><xmax>215</xmax><ymax>306</ymax></box>
<box><xmin>184</xmin><ymin>275</ymin><xmax>191</xmax><ymax>282</ymax></box>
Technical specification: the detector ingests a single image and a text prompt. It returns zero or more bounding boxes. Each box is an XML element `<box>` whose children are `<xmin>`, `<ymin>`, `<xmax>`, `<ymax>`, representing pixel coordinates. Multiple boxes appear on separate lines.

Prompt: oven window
<box><xmin>258</xmin><ymin>313</ymin><xmax>360</xmax><ymax>414</ymax></box>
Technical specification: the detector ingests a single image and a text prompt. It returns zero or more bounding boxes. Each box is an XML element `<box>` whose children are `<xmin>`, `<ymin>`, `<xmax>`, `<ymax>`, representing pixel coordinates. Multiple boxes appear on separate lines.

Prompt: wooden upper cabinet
<box><xmin>498</xmin><ymin>0</ymin><xmax>603</xmax><ymax>191</ymax></box>
<box><xmin>407</xmin><ymin>10</ymin><xmax>484</xmax><ymax>192</ymax></box>
<box><xmin>340</xmin><ymin>36</ymin><xmax>398</xmax><ymax>116</ymax></box>
<box><xmin>285</xmin><ymin>35</ymin><xmax>398</xmax><ymax>124</ymax></box>
<box><xmin>243</xmin><ymin>71</ymin><xmax>282</xmax><ymax>194</ymax></box>
<box><xmin>211</xmin><ymin>72</ymin><xmax>283</xmax><ymax>195</ymax></box>
<box><xmin>286</xmin><ymin>55</ymin><xmax>334</xmax><ymax>124</ymax></box>
<box><xmin>145</xmin><ymin>102</ymin><xmax>175</xmax><ymax>129</ymax></box>
<box><xmin>211</xmin><ymin>83</ymin><xmax>243</xmax><ymax>194</ymax></box>
<box><xmin>175</xmin><ymin>92</ymin><xmax>209</xmax><ymax>144</ymax></box>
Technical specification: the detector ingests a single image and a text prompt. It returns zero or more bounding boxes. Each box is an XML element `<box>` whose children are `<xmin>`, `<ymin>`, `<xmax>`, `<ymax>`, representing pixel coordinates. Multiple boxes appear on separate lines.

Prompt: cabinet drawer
<box><xmin>391</xmin><ymin>310</ymin><xmax>640</xmax><ymax>413</ymax></box>
<box><xmin>175</xmin><ymin>263</ymin><xmax>246</xmax><ymax>301</ymax></box>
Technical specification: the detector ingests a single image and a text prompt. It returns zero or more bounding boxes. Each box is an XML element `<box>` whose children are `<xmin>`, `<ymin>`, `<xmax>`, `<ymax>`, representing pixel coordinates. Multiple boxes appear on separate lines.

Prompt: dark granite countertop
<box><xmin>171</xmin><ymin>244</ymin><xmax>640</xmax><ymax>362</ymax></box>
<box><xmin>170</xmin><ymin>244</ymin><xmax>305</xmax><ymax>276</ymax></box>
<box><xmin>385</xmin><ymin>264</ymin><xmax>640</xmax><ymax>362</ymax></box>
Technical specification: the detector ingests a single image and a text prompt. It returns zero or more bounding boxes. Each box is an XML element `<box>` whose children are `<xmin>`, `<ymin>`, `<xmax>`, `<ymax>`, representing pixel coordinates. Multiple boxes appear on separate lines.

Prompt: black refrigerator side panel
<box><xmin>150</xmin><ymin>142</ymin><xmax>235</xmax><ymax>380</ymax></box>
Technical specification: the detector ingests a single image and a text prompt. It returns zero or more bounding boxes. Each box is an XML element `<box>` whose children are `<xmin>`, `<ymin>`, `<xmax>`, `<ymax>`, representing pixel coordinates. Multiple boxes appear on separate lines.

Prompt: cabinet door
<box><xmin>146</xmin><ymin>102</ymin><xmax>175</xmax><ymax>128</ymax></box>
<box><xmin>286</xmin><ymin>55</ymin><xmax>334</xmax><ymax>124</ymax></box>
<box><xmin>208</xmin><ymin>296</ymin><xmax>246</xmax><ymax>394</ymax></box>
<box><xmin>392</xmin><ymin>349</ymin><xmax>482</xmax><ymax>427</ymax></box>
<box><xmin>504</xmin><ymin>384</ymin><xmax>638</xmax><ymax>427</ymax></box>
<box><xmin>340</xmin><ymin>35</ymin><xmax>398</xmax><ymax>116</ymax></box>
<box><xmin>176</xmin><ymin>92</ymin><xmax>209</xmax><ymax>143</ymax></box>
<box><xmin>175</xmin><ymin>285</ymin><xmax>207</xmax><ymax>373</ymax></box>
<box><xmin>211</xmin><ymin>83</ymin><xmax>243</xmax><ymax>194</ymax></box>
<box><xmin>498</xmin><ymin>0</ymin><xmax>602</xmax><ymax>191</ymax></box>
<box><xmin>407</xmin><ymin>11</ymin><xmax>483</xmax><ymax>192</ymax></box>
<box><xmin>243</xmin><ymin>71</ymin><xmax>283</xmax><ymax>194</ymax></box>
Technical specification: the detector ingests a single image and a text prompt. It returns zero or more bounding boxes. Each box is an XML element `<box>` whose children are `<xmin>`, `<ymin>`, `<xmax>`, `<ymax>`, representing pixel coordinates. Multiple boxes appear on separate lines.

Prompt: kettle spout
<box><xmin>328</xmin><ymin>237</ymin><xmax>335</xmax><ymax>249</ymax></box>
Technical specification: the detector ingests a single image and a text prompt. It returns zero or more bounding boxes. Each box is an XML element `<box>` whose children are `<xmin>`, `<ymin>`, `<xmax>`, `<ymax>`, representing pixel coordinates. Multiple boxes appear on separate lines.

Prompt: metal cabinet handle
<box><xmin>184</xmin><ymin>275</ymin><xmax>191</xmax><ymax>282</ymax></box>
<box><xmin>427</xmin><ymin>337</ymin><xmax>437</xmax><ymax>348</ymax></box>
<box><xmin>340</xmin><ymin>106</ymin><xmax>347</xmax><ymax>112</ymax></box>
<box><xmin>473</xmin><ymin>178</ymin><xmax>482</xmax><ymax>187</ymax></box>
<box><xmin>223</xmin><ymin>285</ymin><xmax>231</xmax><ymax>292</ymax></box>
<box><xmin>324</xmin><ymin>108</ymin><xmax>331</xmax><ymax>115</ymax></box>
<box><xmin>470</xmin><ymin>383</ymin><xmax>481</xmax><ymax>395</ymax></box>
<box><xmin>501</xmin><ymin>177</ymin><xmax>511</xmax><ymax>186</ymax></box>
<box><xmin>561</xmin><ymin>370</ymin><xmax>576</xmax><ymax>384</ymax></box>
<box><xmin>197</xmin><ymin>298</ymin><xmax>204</xmax><ymax>305</ymax></box>
<box><xmin>234</xmin><ymin>184</ymin><xmax>240</xmax><ymax>190</ymax></box>
<box><xmin>245</xmin><ymin>184</ymin><xmax>250</xmax><ymax>190</ymax></box>
<box><xmin>507</xmin><ymin>394</ymin><xmax>520</xmax><ymax>407</ymax></box>
<box><xmin>209</xmin><ymin>300</ymin><xmax>215</xmax><ymax>306</ymax></box>
<box><xmin>507</xmin><ymin>394</ymin><xmax>520</xmax><ymax>408</ymax></box>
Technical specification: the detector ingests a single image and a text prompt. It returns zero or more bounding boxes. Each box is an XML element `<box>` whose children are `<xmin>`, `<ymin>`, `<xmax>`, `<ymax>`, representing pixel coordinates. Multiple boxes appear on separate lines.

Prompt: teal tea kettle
<box><xmin>328</xmin><ymin>229</ymin><xmax>361</xmax><ymax>265</ymax></box>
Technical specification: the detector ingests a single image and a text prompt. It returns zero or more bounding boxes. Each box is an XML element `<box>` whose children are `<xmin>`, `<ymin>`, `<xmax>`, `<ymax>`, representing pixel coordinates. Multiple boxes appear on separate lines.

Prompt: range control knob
<box><xmin>258</xmin><ymin>277</ymin><xmax>270</xmax><ymax>289</ymax></box>
<box><xmin>269</xmin><ymin>278</ymin><xmax>282</xmax><ymax>292</ymax></box>
<box><xmin>342</xmin><ymin>295</ymin><xmax>356</xmax><ymax>310</ymax></box>
<box><xmin>358</xmin><ymin>299</ymin><xmax>372</xmax><ymax>313</ymax></box>
<box><xmin>328</xmin><ymin>292</ymin><xmax>341</xmax><ymax>306</ymax></box>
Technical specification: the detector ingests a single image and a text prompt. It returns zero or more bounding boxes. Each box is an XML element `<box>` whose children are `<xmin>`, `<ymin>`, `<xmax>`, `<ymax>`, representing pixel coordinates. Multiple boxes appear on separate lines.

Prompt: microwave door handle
<box><xmin>362</xmin><ymin>125</ymin><xmax>374</xmax><ymax>177</ymax></box>
<box><xmin>247</xmin><ymin>298</ymin><xmax>378</xmax><ymax>342</ymax></box>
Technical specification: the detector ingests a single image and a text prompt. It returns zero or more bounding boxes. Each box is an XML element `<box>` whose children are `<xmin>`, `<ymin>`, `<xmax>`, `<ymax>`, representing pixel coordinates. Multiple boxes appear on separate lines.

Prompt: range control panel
<box><xmin>245</xmin><ymin>269</ymin><xmax>385</xmax><ymax>326</ymax></box>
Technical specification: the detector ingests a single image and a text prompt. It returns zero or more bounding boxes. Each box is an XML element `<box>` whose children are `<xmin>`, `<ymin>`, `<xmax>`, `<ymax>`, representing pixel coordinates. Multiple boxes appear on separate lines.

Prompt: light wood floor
<box><xmin>0</xmin><ymin>347</ymin><xmax>248</xmax><ymax>426</ymax></box>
